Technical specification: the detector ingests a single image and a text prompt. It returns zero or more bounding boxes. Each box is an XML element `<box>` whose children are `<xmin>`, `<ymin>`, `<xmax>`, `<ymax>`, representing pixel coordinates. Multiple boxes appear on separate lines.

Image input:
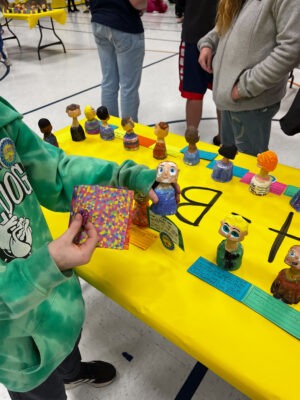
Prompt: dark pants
<box><xmin>8</xmin><ymin>337</ymin><xmax>81</xmax><ymax>400</ymax></box>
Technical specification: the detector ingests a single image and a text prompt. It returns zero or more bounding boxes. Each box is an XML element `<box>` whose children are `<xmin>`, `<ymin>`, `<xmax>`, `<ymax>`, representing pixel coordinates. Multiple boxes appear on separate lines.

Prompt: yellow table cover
<box><xmin>43</xmin><ymin>118</ymin><xmax>300</xmax><ymax>400</ymax></box>
<box><xmin>4</xmin><ymin>9</ymin><xmax>67</xmax><ymax>29</ymax></box>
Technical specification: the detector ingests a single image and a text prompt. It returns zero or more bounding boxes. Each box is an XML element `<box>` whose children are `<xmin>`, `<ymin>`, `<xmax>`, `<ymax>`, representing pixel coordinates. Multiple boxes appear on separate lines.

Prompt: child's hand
<box><xmin>48</xmin><ymin>213</ymin><xmax>98</xmax><ymax>271</ymax></box>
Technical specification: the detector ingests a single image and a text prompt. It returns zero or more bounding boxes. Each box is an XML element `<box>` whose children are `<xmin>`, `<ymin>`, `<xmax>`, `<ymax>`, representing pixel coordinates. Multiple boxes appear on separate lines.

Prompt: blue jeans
<box><xmin>92</xmin><ymin>23</ymin><xmax>145</xmax><ymax>122</ymax></box>
<box><xmin>221</xmin><ymin>102</ymin><xmax>280</xmax><ymax>156</ymax></box>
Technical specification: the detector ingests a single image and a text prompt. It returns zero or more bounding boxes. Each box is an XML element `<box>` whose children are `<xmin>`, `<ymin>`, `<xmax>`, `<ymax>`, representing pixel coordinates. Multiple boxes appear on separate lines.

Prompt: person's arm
<box><xmin>237</xmin><ymin>0</ymin><xmax>300</xmax><ymax>99</ymax></box>
<box><xmin>6</xmin><ymin>118</ymin><xmax>157</xmax><ymax>212</ymax></box>
<box><xmin>197</xmin><ymin>28</ymin><xmax>219</xmax><ymax>73</ymax></box>
<box><xmin>129</xmin><ymin>0</ymin><xmax>147</xmax><ymax>10</ymax></box>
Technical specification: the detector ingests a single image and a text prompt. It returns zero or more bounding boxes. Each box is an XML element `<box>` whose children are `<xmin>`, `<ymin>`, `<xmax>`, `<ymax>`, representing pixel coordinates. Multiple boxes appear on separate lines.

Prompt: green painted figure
<box><xmin>216</xmin><ymin>214</ymin><xmax>249</xmax><ymax>271</ymax></box>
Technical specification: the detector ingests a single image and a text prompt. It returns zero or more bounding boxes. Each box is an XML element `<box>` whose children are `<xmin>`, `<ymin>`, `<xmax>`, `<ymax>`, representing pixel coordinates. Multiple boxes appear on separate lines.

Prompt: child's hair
<box><xmin>66</xmin><ymin>103</ymin><xmax>80</xmax><ymax>112</ymax></box>
<box><xmin>218</xmin><ymin>144</ymin><xmax>238</xmax><ymax>160</ymax></box>
<box><xmin>257</xmin><ymin>150</ymin><xmax>278</xmax><ymax>172</ymax></box>
<box><xmin>84</xmin><ymin>105</ymin><xmax>96</xmax><ymax>120</ymax></box>
<box><xmin>216</xmin><ymin>0</ymin><xmax>246</xmax><ymax>36</ymax></box>
<box><xmin>96</xmin><ymin>106</ymin><xmax>109</xmax><ymax>121</ymax></box>
<box><xmin>38</xmin><ymin>118</ymin><xmax>51</xmax><ymax>130</ymax></box>
<box><xmin>121</xmin><ymin>116</ymin><xmax>134</xmax><ymax>128</ymax></box>
<box><xmin>223</xmin><ymin>214</ymin><xmax>249</xmax><ymax>234</ymax></box>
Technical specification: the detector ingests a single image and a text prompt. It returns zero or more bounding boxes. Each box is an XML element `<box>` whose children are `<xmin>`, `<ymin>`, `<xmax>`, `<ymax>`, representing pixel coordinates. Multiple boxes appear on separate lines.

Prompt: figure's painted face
<box><xmin>67</xmin><ymin>108</ymin><xmax>81</xmax><ymax>118</ymax></box>
<box><xmin>154</xmin><ymin>124</ymin><xmax>168</xmax><ymax>139</ymax></box>
<box><xmin>156</xmin><ymin>161</ymin><xmax>179</xmax><ymax>183</ymax></box>
<box><xmin>284</xmin><ymin>246</ymin><xmax>300</xmax><ymax>269</ymax></box>
<box><xmin>218</xmin><ymin>221</ymin><xmax>247</xmax><ymax>242</ymax></box>
<box><xmin>123</xmin><ymin>119</ymin><xmax>134</xmax><ymax>132</ymax></box>
<box><xmin>85</xmin><ymin>106</ymin><xmax>96</xmax><ymax>121</ymax></box>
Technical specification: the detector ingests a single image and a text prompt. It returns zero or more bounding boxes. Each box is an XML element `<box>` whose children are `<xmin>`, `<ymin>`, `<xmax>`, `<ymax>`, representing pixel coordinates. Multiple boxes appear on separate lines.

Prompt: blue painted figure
<box><xmin>212</xmin><ymin>144</ymin><xmax>237</xmax><ymax>182</ymax></box>
<box><xmin>216</xmin><ymin>214</ymin><xmax>249</xmax><ymax>271</ymax></box>
<box><xmin>290</xmin><ymin>190</ymin><xmax>300</xmax><ymax>212</ymax></box>
<box><xmin>150</xmin><ymin>161</ymin><xmax>179</xmax><ymax>216</ymax></box>
<box><xmin>96</xmin><ymin>106</ymin><xmax>115</xmax><ymax>141</ymax></box>
<box><xmin>38</xmin><ymin>118</ymin><xmax>59</xmax><ymax>148</ymax></box>
<box><xmin>183</xmin><ymin>126</ymin><xmax>200</xmax><ymax>166</ymax></box>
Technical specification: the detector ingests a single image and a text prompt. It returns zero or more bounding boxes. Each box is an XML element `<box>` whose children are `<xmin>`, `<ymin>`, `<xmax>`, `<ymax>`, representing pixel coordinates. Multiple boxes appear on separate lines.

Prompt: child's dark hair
<box><xmin>38</xmin><ymin>118</ymin><xmax>51</xmax><ymax>130</ymax></box>
<box><xmin>96</xmin><ymin>106</ymin><xmax>109</xmax><ymax>120</ymax></box>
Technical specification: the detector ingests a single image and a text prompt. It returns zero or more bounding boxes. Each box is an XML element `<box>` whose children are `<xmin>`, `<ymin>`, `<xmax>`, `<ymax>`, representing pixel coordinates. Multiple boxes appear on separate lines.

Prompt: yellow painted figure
<box><xmin>84</xmin><ymin>105</ymin><xmax>100</xmax><ymax>135</ymax></box>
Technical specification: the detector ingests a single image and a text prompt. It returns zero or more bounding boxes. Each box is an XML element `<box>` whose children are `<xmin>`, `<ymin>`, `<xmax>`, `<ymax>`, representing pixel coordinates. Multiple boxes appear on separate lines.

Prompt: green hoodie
<box><xmin>0</xmin><ymin>97</ymin><xmax>156</xmax><ymax>392</ymax></box>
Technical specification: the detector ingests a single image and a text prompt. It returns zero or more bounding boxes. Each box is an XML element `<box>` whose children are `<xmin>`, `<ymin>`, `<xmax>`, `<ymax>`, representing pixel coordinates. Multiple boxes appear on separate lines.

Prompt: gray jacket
<box><xmin>198</xmin><ymin>0</ymin><xmax>300</xmax><ymax>111</ymax></box>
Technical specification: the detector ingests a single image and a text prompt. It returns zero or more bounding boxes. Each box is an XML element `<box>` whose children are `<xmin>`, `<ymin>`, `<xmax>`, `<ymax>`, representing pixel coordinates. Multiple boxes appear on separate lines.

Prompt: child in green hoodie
<box><xmin>0</xmin><ymin>96</ymin><xmax>161</xmax><ymax>400</ymax></box>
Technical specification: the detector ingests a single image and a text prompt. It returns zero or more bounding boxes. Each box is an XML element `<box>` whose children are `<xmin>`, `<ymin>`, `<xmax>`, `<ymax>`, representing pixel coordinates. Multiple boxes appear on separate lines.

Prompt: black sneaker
<box><xmin>64</xmin><ymin>361</ymin><xmax>116</xmax><ymax>390</ymax></box>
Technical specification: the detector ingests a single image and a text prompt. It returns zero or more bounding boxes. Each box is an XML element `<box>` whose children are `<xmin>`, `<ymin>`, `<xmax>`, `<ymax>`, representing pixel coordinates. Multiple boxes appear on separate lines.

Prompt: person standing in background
<box><xmin>91</xmin><ymin>0</ymin><xmax>147</xmax><ymax>122</ymax></box>
<box><xmin>198</xmin><ymin>0</ymin><xmax>300</xmax><ymax>156</ymax></box>
<box><xmin>177</xmin><ymin>0</ymin><xmax>221</xmax><ymax>145</ymax></box>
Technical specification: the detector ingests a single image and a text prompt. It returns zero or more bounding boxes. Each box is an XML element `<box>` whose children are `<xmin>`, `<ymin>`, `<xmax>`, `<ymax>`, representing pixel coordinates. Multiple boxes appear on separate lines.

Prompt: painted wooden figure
<box><xmin>132</xmin><ymin>192</ymin><xmax>150</xmax><ymax>227</ymax></box>
<box><xmin>271</xmin><ymin>245</ymin><xmax>300</xmax><ymax>304</ymax></box>
<box><xmin>216</xmin><ymin>214</ymin><xmax>249</xmax><ymax>271</ymax></box>
<box><xmin>121</xmin><ymin>117</ymin><xmax>139</xmax><ymax>151</ymax></box>
<box><xmin>96</xmin><ymin>106</ymin><xmax>115</xmax><ymax>141</ymax></box>
<box><xmin>66</xmin><ymin>104</ymin><xmax>86</xmax><ymax>142</ymax></box>
<box><xmin>84</xmin><ymin>105</ymin><xmax>100</xmax><ymax>135</ymax></box>
<box><xmin>38</xmin><ymin>118</ymin><xmax>59</xmax><ymax>148</ymax></box>
<box><xmin>183</xmin><ymin>126</ymin><xmax>200</xmax><ymax>166</ymax></box>
<box><xmin>150</xmin><ymin>161</ymin><xmax>179</xmax><ymax>216</ymax></box>
<box><xmin>153</xmin><ymin>121</ymin><xmax>169</xmax><ymax>160</ymax></box>
<box><xmin>249</xmin><ymin>150</ymin><xmax>278</xmax><ymax>196</ymax></box>
<box><xmin>212</xmin><ymin>144</ymin><xmax>237</xmax><ymax>182</ymax></box>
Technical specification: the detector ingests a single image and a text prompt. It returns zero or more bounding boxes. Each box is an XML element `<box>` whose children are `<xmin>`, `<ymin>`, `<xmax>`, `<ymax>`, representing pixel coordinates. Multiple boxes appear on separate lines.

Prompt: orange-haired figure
<box><xmin>249</xmin><ymin>150</ymin><xmax>278</xmax><ymax>196</ymax></box>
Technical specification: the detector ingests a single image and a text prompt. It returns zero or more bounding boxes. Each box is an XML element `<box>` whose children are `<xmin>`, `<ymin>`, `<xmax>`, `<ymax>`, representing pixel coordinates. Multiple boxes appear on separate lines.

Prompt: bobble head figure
<box><xmin>216</xmin><ymin>214</ymin><xmax>249</xmax><ymax>271</ymax></box>
<box><xmin>183</xmin><ymin>126</ymin><xmax>200</xmax><ymax>166</ymax></box>
<box><xmin>66</xmin><ymin>104</ymin><xmax>86</xmax><ymax>142</ymax></box>
<box><xmin>84</xmin><ymin>105</ymin><xmax>100</xmax><ymax>135</ymax></box>
<box><xmin>96</xmin><ymin>106</ymin><xmax>115</xmax><ymax>141</ymax></box>
<box><xmin>249</xmin><ymin>150</ymin><xmax>278</xmax><ymax>196</ymax></box>
<box><xmin>153</xmin><ymin>122</ymin><xmax>169</xmax><ymax>160</ymax></box>
<box><xmin>38</xmin><ymin>118</ymin><xmax>59</xmax><ymax>148</ymax></box>
<box><xmin>271</xmin><ymin>245</ymin><xmax>300</xmax><ymax>304</ymax></box>
<box><xmin>212</xmin><ymin>144</ymin><xmax>238</xmax><ymax>182</ymax></box>
<box><xmin>150</xmin><ymin>161</ymin><xmax>179</xmax><ymax>216</ymax></box>
<box><xmin>121</xmin><ymin>117</ymin><xmax>139</xmax><ymax>151</ymax></box>
<box><xmin>132</xmin><ymin>192</ymin><xmax>150</xmax><ymax>227</ymax></box>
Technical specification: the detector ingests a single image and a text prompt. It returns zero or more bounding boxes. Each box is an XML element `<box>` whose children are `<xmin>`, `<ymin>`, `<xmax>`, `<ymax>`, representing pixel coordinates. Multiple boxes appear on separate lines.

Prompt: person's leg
<box><xmin>213</xmin><ymin>108</ymin><xmax>222</xmax><ymax>145</ymax></box>
<box><xmin>8</xmin><ymin>370</ymin><xmax>67</xmax><ymax>400</ymax></box>
<box><xmin>179</xmin><ymin>42</ymin><xmax>213</xmax><ymax>133</ymax></box>
<box><xmin>112</xmin><ymin>29</ymin><xmax>145</xmax><ymax>122</ymax></box>
<box><xmin>92</xmin><ymin>23</ymin><xmax>120</xmax><ymax>118</ymax></box>
<box><xmin>186</xmin><ymin>99</ymin><xmax>203</xmax><ymax>129</ymax></box>
<box><xmin>220</xmin><ymin>110</ymin><xmax>235</xmax><ymax>147</ymax></box>
<box><xmin>224</xmin><ymin>103</ymin><xmax>280</xmax><ymax>156</ymax></box>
